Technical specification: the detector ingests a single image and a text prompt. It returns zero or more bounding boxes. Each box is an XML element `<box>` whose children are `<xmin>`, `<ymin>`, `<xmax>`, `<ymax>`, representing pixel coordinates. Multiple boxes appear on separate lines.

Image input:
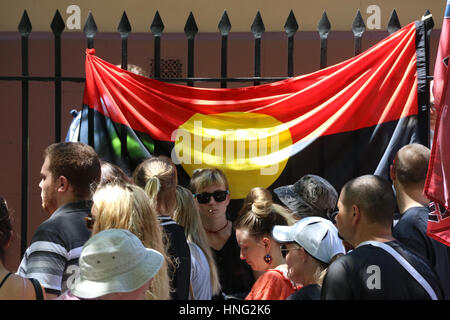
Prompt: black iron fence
<box><xmin>0</xmin><ymin>9</ymin><xmax>434</xmax><ymax>257</ymax></box>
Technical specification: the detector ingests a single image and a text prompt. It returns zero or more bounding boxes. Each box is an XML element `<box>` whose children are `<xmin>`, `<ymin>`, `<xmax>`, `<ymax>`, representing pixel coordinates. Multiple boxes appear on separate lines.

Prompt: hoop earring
<box><xmin>264</xmin><ymin>253</ymin><xmax>272</xmax><ymax>264</ymax></box>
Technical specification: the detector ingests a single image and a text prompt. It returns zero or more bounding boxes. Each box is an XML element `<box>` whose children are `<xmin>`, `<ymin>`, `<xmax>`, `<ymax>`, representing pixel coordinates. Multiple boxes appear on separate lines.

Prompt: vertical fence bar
<box><xmin>317</xmin><ymin>12</ymin><xmax>330</xmax><ymax>177</ymax></box>
<box><xmin>351</xmin><ymin>10</ymin><xmax>366</xmax><ymax>177</ymax></box>
<box><xmin>184</xmin><ymin>12</ymin><xmax>198</xmax><ymax>87</ymax></box>
<box><xmin>151</xmin><ymin>11</ymin><xmax>164</xmax><ymax>79</ymax></box>
<box><xmin>83</xmin><ymin>12</ymin><xmax>97</xmax><ymax>147</ymax></box>
<box><xmin>284</xmin><ymin>10</ymin><xmax>298</xmax><ymax>77</ymax></box>
<box><xmin>118</xmin><ymin>11</ymin><xmax>131</xmax><ymax>70</ymax></box>
<box><xmin>352</xmin><ymin>10</ymin><xmax>366</xmax><ymax>56</ymax></box>
<box><xmin>18</xmin><ymin>10</ymin><xmax>31</xmax><ymax>257</ymax></box>
<box><xmin>318</xmin><ymin>11</ymin><xmax>331</xmax><ymax>70</ymax></box>
<box><xmin>118</xmin><ymin>11</ymin><xmax>131</xmax><ymax>164</ymax></box>
<box><xmin>218</xmin><ymin>11</ymin><xmax>231</xmax><ymax>88</ymax></box>
<box><xmin>51</xmin><ymin>10</ymin><xmax>65</xmax><ymax>143</ymax></box>
<box><xmin>251</xmin><ymin>12</ymin><xmax>265</xmax><ymax>86</ymax></box>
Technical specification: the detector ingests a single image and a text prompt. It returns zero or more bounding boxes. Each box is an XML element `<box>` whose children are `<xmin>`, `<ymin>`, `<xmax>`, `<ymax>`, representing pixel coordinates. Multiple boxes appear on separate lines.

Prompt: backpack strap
<box><xmin>358</xmin><ymin>240</ymin><xmax>438</xmax><ymax>300</ymax></box>
<box><xmin>28</xmin><ymin>278</ymin><xmax>44</xmax><ymax>300</ymax></box>
<box><xmin>0</xmin><ymin>272</ymin><xmax>12</xmax><ymax>289</ymax></box>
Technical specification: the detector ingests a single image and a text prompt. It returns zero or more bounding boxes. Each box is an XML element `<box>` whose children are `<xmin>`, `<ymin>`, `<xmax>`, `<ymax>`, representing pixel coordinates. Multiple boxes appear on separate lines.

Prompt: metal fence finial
<box><xmin>18</xmin><ymin>10</ymin><xmax>32</xmax><ymax>35</ymax></box>
<box><xmin>118</xmin><ymin>11</ymin><xmax>132</xmax><ymax>36</ymax></box>
<box><xmin>251</xmin><ymin>11</ymin><xmax>265</xmax><ymax>39</ymax></box>
<box><xmin>184</xmin><ymin>12</ymin><xmax>198</xmax><ymax>40</ymax></box>
<box><xmin>284</xmin><ymin>10</ymin><xmax>299</xmax><ymax>37</ymax></box>
<box><xmin>151</xmin><ymin>11</ymin><xmax>165</xmax><ymax>36</ymax></box>
<box><xmin>84</xmin><ymin>11</ymin><xmax>98</xmax><ymax>49</ymax></box>
<box><xmin>218</xmin><ymin>10</ymin><xmax>231</xmax><ymax>36</ymax></box>
<box><xmin>387</xmin><ymin>9</ymin><xmax>401</xmax><ymax>35</ymax></box>
<box><xmin>51</xmin><ymin>10</ymin><xmax>65</xmax><ymax>35</ymax></box>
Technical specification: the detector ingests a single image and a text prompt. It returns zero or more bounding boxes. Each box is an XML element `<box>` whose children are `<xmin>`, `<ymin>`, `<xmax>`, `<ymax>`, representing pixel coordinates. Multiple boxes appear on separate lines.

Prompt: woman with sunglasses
<box><xmin>235</xmin><ymin>195</ymin><xmax>298</xmax><ymax>300</ymax></box>
<box><xmin>190</xmin><ymin>168</ymin><xmax>255</xmax><ymax>299</ymax></box>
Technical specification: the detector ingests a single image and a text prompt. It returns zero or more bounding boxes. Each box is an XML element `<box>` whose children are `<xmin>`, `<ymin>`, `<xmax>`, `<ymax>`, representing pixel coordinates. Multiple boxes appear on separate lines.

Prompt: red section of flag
<box><xmin>425</xmin><ymin>3</ymin><xmax>450</xmax><ymax>246</ymax></box>
<box><xmin>83</xmin><ymin>22</ymin><xmax>419</xmax><ymax>143</ymax></box>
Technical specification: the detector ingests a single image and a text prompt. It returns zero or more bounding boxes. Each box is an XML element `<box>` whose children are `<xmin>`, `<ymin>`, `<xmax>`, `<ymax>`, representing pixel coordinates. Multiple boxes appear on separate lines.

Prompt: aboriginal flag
<box><xmin>425</xmin><ymin>1</ymin><xmax>450</xmax><ymax>247</ymax></box>
<box><xmin>77</xmin><ymin>20</ymin><xmax>428</xmax><ymax>208</ymax></box>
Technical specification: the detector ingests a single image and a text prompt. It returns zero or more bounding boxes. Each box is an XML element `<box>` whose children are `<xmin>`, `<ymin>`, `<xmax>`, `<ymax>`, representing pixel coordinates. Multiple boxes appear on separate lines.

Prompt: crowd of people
<box><xmin>0</xmin><ymin>141</ymin><xmax>449</xmax><ymax>300</ymax></box>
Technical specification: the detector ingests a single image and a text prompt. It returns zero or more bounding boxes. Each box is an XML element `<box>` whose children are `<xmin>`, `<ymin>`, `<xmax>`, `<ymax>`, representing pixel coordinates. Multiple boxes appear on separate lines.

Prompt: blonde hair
<box><xmin>318</xmin><ymin>253</ymin><xmax>344</xmax><ymax>285</ymax></box>
<box><xmin>235</xmin><ymin>195</ymin><xmax>296</xmax><ymax>239</ymax></box>
<box><xmin>133</xmin><ymin>156</ymin><xmax>178</xmax><ymax>216</ymax></box>
<box><xmin>189</xmin><ymin>168</ymin><xmax>229</xmax><ymax>194</ymax></box>
<box><xmin>173</xmin><ymin>185</ymin><xmax>221</xmax><ymax>296</ymax></box>
<box><xmin>92</xmin><ymin>183</ymin><xmax>172</xmax><ymax>300</ymax></box>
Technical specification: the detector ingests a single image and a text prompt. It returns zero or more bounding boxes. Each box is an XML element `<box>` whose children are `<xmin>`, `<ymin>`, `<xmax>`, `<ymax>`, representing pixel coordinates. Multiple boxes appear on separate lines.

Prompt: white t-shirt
<box><xmin>188</xmin><ymin>242</ymin><xmax>212</xmax><ymax>300</ymax></box>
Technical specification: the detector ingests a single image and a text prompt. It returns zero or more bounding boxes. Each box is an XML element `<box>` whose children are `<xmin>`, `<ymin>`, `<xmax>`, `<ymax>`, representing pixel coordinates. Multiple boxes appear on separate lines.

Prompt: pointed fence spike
<box><xmin>83</xmin><ymin>11</ymin><xmax>98</xmax><ymax>38</ymax></box>
<box><xmin>118</xmin><ymin>11</ymin><xmax>132</xmax><ymax>35</ymax></box>
<box><xmin>251</xmin><ymin>11</ymin><xmax>265</xmax><ymax>38</ymax></box>
<box><xmin>317</xmin><ymin>11</ymin><xmax>331</xmax><ymax>37</ymax></box>
<box><xmin>352</xmin><ymin>9</ymin><xmax>366</xmax><ymax>37</ymax></box>
<box><xmin>184</xmin><ymin>12</ymin><xmax>198</xmax><ymax>39</ymax></box>
<box><xmin>387</xmin><ymin>9</ymin><xmax>401</xmax><ymax>34</ymax></box>
<box><xmin>51</xmin><ymin>10</ymin><xmax>65</xmax><ymax>35</ymax></box>
<box><xmin>18</xmin><ymin>10</ymin><xmax>32</xmax><ymax>35</ymax></box>
<box><xmin>151</xmin><ymin>10</ymin><xmax>164</xmax><ymax>36</ymax></box>
<box><xmin>422</xmin><ymin>9</ymin><xmax>435</xmax><ymax>30</ymax></box>
<box><xmin>218</xmin><ymin>10</ymin><xmax>231</xmax><ymax>36</ymax></box>
<box><xmin>284</xmin><ymin>10</ymin><xmax>299</xmax><ymax>37</ymax></box>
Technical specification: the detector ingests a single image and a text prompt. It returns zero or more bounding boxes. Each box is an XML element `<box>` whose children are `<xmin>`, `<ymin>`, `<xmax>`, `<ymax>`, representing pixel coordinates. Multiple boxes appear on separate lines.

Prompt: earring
<box><xmin>264</xmin><ymin>253</ymin><xmax>272</xmax><ymax>264</ymax></box>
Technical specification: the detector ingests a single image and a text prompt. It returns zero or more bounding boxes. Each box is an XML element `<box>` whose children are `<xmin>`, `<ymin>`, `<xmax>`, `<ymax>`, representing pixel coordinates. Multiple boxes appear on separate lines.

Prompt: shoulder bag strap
<box><xmin>28</xmin><ymin>278</ymin><xmax>45</xmax><ymax>300</ymax></box>
<box><xmin>358</xmin><ymin>240</ymin><xmax>438</xmax><ymax>300</ymax></box>
<box><xmin>0</xmin><ymin>272</ymin><xmax>13</xmax><ymax>289</ymax></box>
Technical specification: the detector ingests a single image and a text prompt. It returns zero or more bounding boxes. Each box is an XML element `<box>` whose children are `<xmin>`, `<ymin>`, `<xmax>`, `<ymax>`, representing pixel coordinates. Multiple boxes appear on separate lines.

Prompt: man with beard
<box><xmin>17</xmin><ymin>142</ymin><xmax>101</xmax><ymax>299</ymax></box>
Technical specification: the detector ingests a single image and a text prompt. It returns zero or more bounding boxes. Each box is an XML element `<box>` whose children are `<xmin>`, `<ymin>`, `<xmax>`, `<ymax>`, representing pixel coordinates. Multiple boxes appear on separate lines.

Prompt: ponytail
<box><xmin>145</xmin><ymin>176</ymin><xmax>161</xmax><ymax>202</ymax></box>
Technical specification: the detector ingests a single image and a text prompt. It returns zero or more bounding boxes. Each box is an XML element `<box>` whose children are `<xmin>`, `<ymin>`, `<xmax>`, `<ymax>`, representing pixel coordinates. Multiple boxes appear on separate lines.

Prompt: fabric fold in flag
<box><xmin>78</xmin><ymin>21</ymin><xmax>426</xmax><ymax>201</ymax></box>
<box><xmin>425</xmin><ymin>1</ymin><xmax>450</xmax><ymax>247</ymax></box>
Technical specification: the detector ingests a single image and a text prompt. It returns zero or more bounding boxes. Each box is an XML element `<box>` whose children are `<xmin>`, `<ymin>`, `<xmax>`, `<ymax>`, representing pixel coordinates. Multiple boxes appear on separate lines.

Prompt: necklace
<box><xmin>205</xmin><ymin>220</ymin><xmax>229</xmax><ymax>234</ymax></box>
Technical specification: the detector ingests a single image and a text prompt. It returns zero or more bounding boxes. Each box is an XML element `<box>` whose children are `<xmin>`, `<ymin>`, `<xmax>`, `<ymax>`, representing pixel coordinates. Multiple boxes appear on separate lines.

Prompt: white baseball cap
<box><xmin>71</xmin><ymin>229</ymin><xmax>164</xmax><ymax>299</ymax></box>
<box><xmin>272</xmin><ymin>216</ymin><xmax>345</xmax><ymax>264</ymax></box>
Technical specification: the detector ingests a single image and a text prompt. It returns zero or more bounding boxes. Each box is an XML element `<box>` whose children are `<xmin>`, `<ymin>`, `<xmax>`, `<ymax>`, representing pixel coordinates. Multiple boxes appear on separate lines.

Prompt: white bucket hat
<box><xmin>272</xmin><ymin>216</ymin><xmax>345</xmax><ymax>264</ymax></box>
<box><xmin>71</xmin><ymin>229</ymin><xmax>164</xmax><ymax>299</ymax></box>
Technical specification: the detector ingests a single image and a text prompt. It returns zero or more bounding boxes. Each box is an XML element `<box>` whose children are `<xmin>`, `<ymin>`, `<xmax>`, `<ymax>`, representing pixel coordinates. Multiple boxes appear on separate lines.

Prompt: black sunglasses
<box><xmin>194</xmin><ymin>190</ymin><xmax>229</xmax><ymax>204</ymax></box>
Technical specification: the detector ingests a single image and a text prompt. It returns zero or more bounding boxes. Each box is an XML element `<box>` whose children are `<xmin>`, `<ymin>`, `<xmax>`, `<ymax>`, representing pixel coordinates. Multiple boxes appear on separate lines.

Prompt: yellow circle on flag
<box><xmin>172</xmin><ymin>112</ymin><xmax>293</xmax><ymax>199</ymax></box>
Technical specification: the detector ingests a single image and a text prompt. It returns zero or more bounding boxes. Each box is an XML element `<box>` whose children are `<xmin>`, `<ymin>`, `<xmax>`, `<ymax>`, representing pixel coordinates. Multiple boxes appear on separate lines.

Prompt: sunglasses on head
<box><xmin>194</xmin><ymin>190</ymin><xmax>229</xmax><ymax>204</ymax></box>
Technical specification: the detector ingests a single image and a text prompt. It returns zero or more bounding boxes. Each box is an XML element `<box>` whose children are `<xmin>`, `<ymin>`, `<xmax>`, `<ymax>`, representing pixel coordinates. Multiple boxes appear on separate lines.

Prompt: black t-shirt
<box><xmin>321</xmin><ymin>240</ymin><xmax>444</xmax><ymax>300</ymax></box>
<box><xmin>158</xmin><ymin>216</ymin><xmax>191</xmax><ymax>300</ymax></box>
<box><xmin>212</xmin><ymin>227</ymin><xmax>255</xmax><ymax>297</ymax></box>
<box><xmin>393</xmin><ymin>206</ymin><xmax>450</xmax><ymax>299</ymax></box>
<box><xmin>286</xmin><ymin>284</ymin><xmax>321</xmax><ymax>300</ymax></box>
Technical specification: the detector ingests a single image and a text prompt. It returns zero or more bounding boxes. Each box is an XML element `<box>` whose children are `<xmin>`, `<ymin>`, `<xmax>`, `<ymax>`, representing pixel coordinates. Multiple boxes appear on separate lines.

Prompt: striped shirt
<box><xmin>17</xmin><ymin>201</ymin><xmax>92</xmax><ymax>295</ymax></box>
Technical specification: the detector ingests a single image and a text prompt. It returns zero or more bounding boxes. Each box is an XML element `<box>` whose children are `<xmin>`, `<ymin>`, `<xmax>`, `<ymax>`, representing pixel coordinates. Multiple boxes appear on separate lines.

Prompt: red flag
<box><xmin>425</xmin><ymin>1</ymin><xmax>450</xmax><ymax>246</ymax></box>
